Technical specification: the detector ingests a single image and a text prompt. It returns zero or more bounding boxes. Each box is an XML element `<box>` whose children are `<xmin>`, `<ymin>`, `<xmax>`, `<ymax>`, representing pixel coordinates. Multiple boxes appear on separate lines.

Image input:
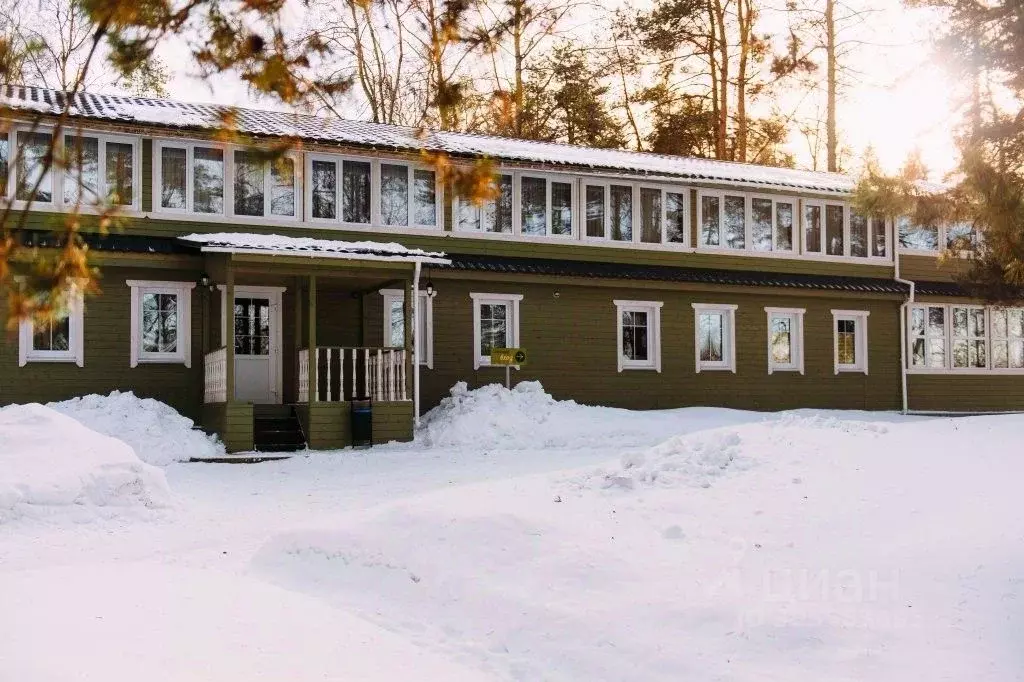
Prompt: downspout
<box><xmin>894</xmin><ymin>237</ymin><xmax>915</xmax><ymax>414</ymax></box>
<box><xmin>413</xmin><ymin>260</ymin><xmax>422</xmax><ymax>427</ymax></box>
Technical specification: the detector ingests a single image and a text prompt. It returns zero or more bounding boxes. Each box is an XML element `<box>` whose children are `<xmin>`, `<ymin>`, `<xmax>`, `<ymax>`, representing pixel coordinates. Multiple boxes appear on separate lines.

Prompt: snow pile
<box><xmin>608</xmin><ymin>429</ymin><xmax>749</xmax><ymax>489</ymax></box>
<box><xmin>0</xmin><ymin>403</ymin><xmax>171</xmax><ymax>521</ymax></box>
<box><xmin>49</xmin><ymin>391</ymin><xmax>224</xmax><ymax>465</ymax></box>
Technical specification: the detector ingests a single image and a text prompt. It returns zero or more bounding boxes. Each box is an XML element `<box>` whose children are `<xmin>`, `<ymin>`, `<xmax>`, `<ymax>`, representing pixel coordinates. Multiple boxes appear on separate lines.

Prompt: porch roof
<box><xmin>179</xmin><ymin>232</ymin><xmax>450</xmax><ymax>266</ymax></box>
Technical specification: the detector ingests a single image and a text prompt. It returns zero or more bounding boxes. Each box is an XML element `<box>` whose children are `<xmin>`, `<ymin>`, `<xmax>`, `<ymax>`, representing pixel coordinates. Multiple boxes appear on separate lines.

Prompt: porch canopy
<box><xmin>181</xmin><ymin>232</ymin><xmax>449</xmax><ymax>427</ymax></box>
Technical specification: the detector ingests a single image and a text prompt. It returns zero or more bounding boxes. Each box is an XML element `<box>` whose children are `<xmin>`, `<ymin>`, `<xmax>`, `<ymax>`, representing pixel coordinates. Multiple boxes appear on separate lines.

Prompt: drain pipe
<box><xmin>413</xmin><ymin>260</ymin><xmax>422</xmax><ymax>427</ymax></box>
<box><xmin>894</xmin><ymin>244</ymin><xmax>915</xmax><ymax>414</ymax></box>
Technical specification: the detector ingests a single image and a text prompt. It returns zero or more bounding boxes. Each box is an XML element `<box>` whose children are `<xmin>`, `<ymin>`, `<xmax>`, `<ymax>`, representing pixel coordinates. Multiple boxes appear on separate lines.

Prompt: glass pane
<box><xmin>993</xmin><ymin>308</ymin><xmax>1008</xmax><ymax>338</ymax></box>
<box><xmin>971</xmin><ymin>340</ymin><xmax>986</xmax><ymax>367</ymax></box>
<box><xmin>311</xmin><ymin>160</ymin><xmax>337</xmax><ymax>219</ymax></box>
<box><xmin>969</xmin><ymin>308</ymin><xmax>985</xmax><ymax>338</ymax></box>
<box><xmin>699</xmin><ymin>312</ymin><xmax>723</xmax><ymax>362</ymax></box>
<box><xmin>0</xmin><ymin>137</ymin><xmax>8</xmax><ymax>196</ymax></box>
<box><xmin>33</xmin><ymin>316</ymin><xmax>70</xmax><ymax>352</ymax></box>
<box><xmin>640</xmin><ymin>188</ymin><xmax>662</xmax><ymax>244</ymax></box>
<box><xmin>911</xmin><ymin>338</ymin><xmax>926</xmax><ymax>366</ymax></box>
<box><xmin>928</xmin><ymin>338</ymin><xmax>945</xmax><ymax>368</ymax></box>
<box><xmin>666</xmin><ymin>192</ymin><xmax>686</xmax><ymax>244</ymax></box>
<box><xmin>850</xmin><ymin>211</ymin><xmax>868</xmax><ymax>257</ymax></box>
<box><xmin>233</xmin><ymin>151</ymin><xmax>264</xmax><ymax>216</ymax></box>
<box><xmin>872</xmin><ymin>217</ymin><xmax>887</xmax><ymax>257</ymax></box>
<box><xmin>952</xmin><ymin>339</ymin><xmax>968</xmax><ymax>368</ymax></box>
<box><xmin>342</xmin><ymin>160</ymin><xmax>372</xmax><ymax>223</ymax></box>
<box><xmin>479</xmin><ymin>303</ymin><xmax>508</xmax><ymax>356</ymax></box>
<box><xmin>17</xmin><ymin>131</ymin><xmax>53</xmax><ymax>202</ymax></box>
<box><xmin>621</xmin><ymin>310</ymin><xmax>649</xmax><ymax>361</ymax></box>
<box><xmin>898</xmin><ymin>217</ymin><xmax>939</xmax><ymax>251</ymax></box>
<box><xmin>551</xmin><ymin>181</ymin><xmax>572</xmax><ymax>236</ymax></box>
<box><xmin>520</xmin><ymin>176</ymin><xmax>547</xmax><ymax>235</ymax></box>
<box><xmin>160</xmin><ymin>147</ymin><xmax>186</xmax><ymax>209</ymax></box>
<box><xmin>993</xmin><ymin>340</ymin><xmax>1008</xmax><ymax>369</ymax></box>
<box><xmin>413</xmin><ymin>169</ymin><xmax>436</xmax><ymax>226</ymax></box>
<box><xmin>141</xmin><ymin>292</ymin><xmax>179</xmax><ymax>354</ymax></box>
<box><xmin>1011</xmin><ymin>309</ymin><xmax>1024</xmax><ymax>337</ymax></box>
<box><xmin>701</xmin><ymin>195</ymin><xmax>720</xmax><ymax>246</ymax></box>
<box><xmin>270</xmin><ymin>157</ymin><xmax>295</xmax><ymax>217</ymax></box>
<box><xmin>952</xmin><ymin>307</ymin><xmax>968</xmax><ymax>337</ymax></box>
<box><xmin>64</xmin><ymin>135</ymin><xmax>99</xmax><ymax>205</ymax></box>
<box><xmin>771</xmin><ymin>316</ymin><xmax>792</xmax><ymax>364</ymax></box>
<box><xmin>381</xmin><ymin>163</ymin><xmax>409</xmax><ymax>225</ymax></box>
<box><xmin>234</xmin><ymin>297</ymin><xmax>270</xmax><ymax>356</ymax></box>
<box><xmin>610</xmin><ymin>185</ymin><xmax>632</xmax><ymax>241</ymax></box>
<box><xmin>723</xmin><ymin>195</ymin><xmax>745</xmax><ymax>249</ymax></box>
<box><xmin>826</xmin><ymin>204</ymin><xmax>844</xmax><ymax>256</ymax></box>
<box><xmin>106</xmin><ymin>141</ymin><xmax>133</xmax><ymax>205</ymax></box>
<box><xmin>586</xmin><ymin>185</ymin><xmax>605</xmax><ymax>238</ymax></box>
<box><xmin>457</xmin><ymin>196</ymin><xmax>481</xmax><ymax>231</ymax></box>
<box><xmin>946</xmin><ymin>222</ymin><xmax>977</xmax><ymax>248</ymax></box>
<box><xmin>389</xmin><ymin>300</ymin><xmax>404</xmax><ymax>347</ymax></box>
<box><xmin>911</xmin><ymin>308</ymin><xmax>925</xmax><ymax>336</ymax></box>
<box><xmin>193</xmin><ymin>147</ymin><xmax>224</xmax><ymax>214</ymax></box>
<box><xmin>804</xmin><ymin>204</ymin><xmax>821</xmax><ymax>252</ymax></box>
<box><xmin>776</xmin><ymin>202</ymin><xmax>793</xmax><ymax>250</ymax></box>
<box><xmin>837</xmin><ymin>319</ymin><xmax>856</xmax><ymax>365</ymax></box>
<box><xmin>751</xmin><ymin>197</ymin><xmax>772</xmax><ymax>251</ymax></box>
<box><xmin>1012</xmin><ymin>340</ymin><xmax>1024</xmax><ymax>368</ymax></box>
<box><xmin>481</xmin><ymin>175</ymin><xmax>513</xmax><ymax>233</ymax></box>
<box><xmin>928</xmin><ymin>306</ymin><xmax>945</xmax><ymax>335</ymax></box>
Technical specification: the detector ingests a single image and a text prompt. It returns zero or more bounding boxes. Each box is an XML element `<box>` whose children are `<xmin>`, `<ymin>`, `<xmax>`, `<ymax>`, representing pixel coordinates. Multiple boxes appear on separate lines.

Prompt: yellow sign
<box><xmin>490</xmin><ymin>348</ymin><xmax>527</xmax><ymax>366</ymax></box>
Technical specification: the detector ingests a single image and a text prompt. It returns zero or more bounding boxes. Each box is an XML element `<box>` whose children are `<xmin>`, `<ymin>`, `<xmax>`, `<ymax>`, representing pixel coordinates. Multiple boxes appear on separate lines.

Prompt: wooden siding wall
<box><xmin>0</xmin><ymin>265</ymin><xmax>205</xmax><ymax>419</ymax></box>
<box><xmin>415</xmin><ymin>278</ymin><xmax>904</xmax><ymax>412</ymax></box>
<box><xmin>899</xmin><ymin>255</ymin><xmax>964</xmax><ymax>283</ymax></box>
<box><xmin>908</xmin><ymin>375</ymin><xmax>1024</xmax><ymax>413</ymax></box>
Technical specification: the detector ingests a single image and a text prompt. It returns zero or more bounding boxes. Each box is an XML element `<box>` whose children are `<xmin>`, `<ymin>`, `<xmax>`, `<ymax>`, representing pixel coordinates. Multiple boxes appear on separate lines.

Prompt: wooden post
<box><xmin>201</xmin><ymin>284</ymin><xmax>210</xmax><ymax>354</ymax></box>
<box><xmin>403</xmin><ymin>277</ymin><xmax>413</xmax><ymax>402</ymax></box>
<box><xmin>224</xmin><ymin>263</ymin><xmax>235</xmax><ymax>403</ymax></box>
<box><xmin>307</xmin><ymin>275</ymin><xmax>317</xmax><ymax>403</ymax></box>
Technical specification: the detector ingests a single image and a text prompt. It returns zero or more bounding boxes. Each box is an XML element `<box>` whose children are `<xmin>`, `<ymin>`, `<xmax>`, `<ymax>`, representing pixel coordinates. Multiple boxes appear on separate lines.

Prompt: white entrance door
<box><xmin>222</xmin><ymin>287</ymin><xmax>284</xmax><ymax>404</ymax></box>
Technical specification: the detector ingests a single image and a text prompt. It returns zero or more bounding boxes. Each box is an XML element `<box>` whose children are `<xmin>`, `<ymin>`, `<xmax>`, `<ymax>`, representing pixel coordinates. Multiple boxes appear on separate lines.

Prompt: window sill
<box><xmin>834</xmin><ymin>367</ymin><xmax>867</xmax><ymax>374</ymax></box>
<box><xmin>696</xmin><ymin>366</ymin><xmax>736</xmax><ymax>373</ymax></box>
<box><xmin>768</xmin><ymin>367</ymin><xmax>804</xmax><ymax>374</ymax></box>
<box><xmin>619</xmin><ymin>364</ymin><xmax>660</xmax><ymax>372</ymax></box>
<box><xmin>134</xmin><ymin>355</ymin><xmax>189</xmax><ymax>366</ymax></box>
<box><xmin>23</xmin><ymin>355</ymin><xmax>80</xmax><ymax>364</ymax></box>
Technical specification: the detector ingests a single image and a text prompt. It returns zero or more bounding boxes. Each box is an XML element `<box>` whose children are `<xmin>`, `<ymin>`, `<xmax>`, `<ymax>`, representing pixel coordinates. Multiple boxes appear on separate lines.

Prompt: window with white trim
<box><xmin>62</xmin><ymin>133</ymin><xmax>138</xmax><ymax>208</ymax></box>
<box><xmin>750</xmin><ymin>195</ymin><xmax>795</xmax><ymax>252</ymax></box>
<box><xmin>832</xmin><ymin>310</ymin><xmax>869</xmax><ymax>374</ymax></box>
<box><xmin>155</xmin><ymin>141</ymin><xmax>225</xmax><ymax>214</ymax></box>
<box><xmin>519</xmin><ymin>174</ymin><xmax>573</xmax><ymax>237</ymax></box>
<box><xmin>470</xmin><ymin>292</ymin><xmax>522</xmax><ymax>369</ymax></box>
<box><xmin>909</xmin><ymin>305</ymin><xmax>947</xmax><ymax>369</ymax></box>
<box><xmin>379</xmin><ymin>288</ymin><xmax>434</xmax><ymax>368</ymax></box>
<box><xmin>14</xmin><ymin>130</ymin><xmax>54</xmax><ymax>203</ymax></box>
<box><xmin>128</xmin><ymin>280</ymin><xmax>194</xmax><ymax>367</ymax></box>
<box><xmin>457</xmin><ymin>173</ymin><xmax>514</xmax><ymax>233</ymax></box>
<box><xmin>614</xmin><ymin>300</ymin><xmax>663</xmax><ymax>372</ymax></box>
<box><xmin>692</xmin><ymin>303</ymin><xmax>737</xmax><ymax>372</ymax></box>
<box><xmin>18</xmin><ymin>290</ymin><xmax>84</xmax><ymax>367</ymax></box>
<box><xmin>231</xmin><ymin>151</ymin><xmax>299</xmax><ymax>218</ymax></box>
<box><xmin>765</xmin><ymin>307</ymin><xmax>805</xmax><ymax>374</ymax></box>
<box><xmin>0</xmin><ymin>134</ymin><xmax>9</xmax><ymax>197</ymax></box>
<box><xmin>992</xmin><ymin>307</ymin><xmax>1024</xmax><ymax>369</ymax></box>
<box><xmin>585</xmin><ymin>181</ymin><xmax>688</xmax><ymax>246</ymax></box>
<box><xmin>897</xmin><ymin>216</ymin><xmax>940</xmax><ymax>252</ymax></box>
<box><xmin>951</xmin><ymin>305</ymin><xmax>987</xmax><ymax>369</ymax></box>
<box><xmin>699</xmin><ymin>190</ymin><xmax>746</xmax><ymax>249</ymax></box>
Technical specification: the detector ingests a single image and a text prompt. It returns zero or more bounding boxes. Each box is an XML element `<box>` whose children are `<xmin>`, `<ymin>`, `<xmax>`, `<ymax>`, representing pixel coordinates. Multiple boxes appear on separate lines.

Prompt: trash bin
<box><xmin>351</xmin><ymin>397</ymin><xmax>372</xmax><ymax>448</ymax></box>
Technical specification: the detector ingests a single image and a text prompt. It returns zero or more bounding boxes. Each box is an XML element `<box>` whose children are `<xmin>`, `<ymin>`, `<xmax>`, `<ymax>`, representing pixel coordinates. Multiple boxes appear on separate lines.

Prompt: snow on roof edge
<box><xmin>180</xmin><ymin>232</ymin><xmax>450</xmax><ymax>265</ymax></box>
<box><xmin>1</xmin><ymin>84</ymin><xmax>857</xmax><ymax>194</ymax></box>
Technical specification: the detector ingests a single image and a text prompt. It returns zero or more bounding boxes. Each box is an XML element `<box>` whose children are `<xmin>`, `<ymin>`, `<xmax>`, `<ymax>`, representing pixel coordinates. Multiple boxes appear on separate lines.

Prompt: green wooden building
<box><xmin>0</xmin><ymin>86</ymin><xmax>1018</xmax><ymax>452</ymax></box>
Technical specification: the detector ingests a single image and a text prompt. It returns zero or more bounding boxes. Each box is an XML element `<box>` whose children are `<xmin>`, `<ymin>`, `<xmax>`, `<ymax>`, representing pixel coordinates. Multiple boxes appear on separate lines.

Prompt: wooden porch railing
<box><xmin>204</xmin><ymin>347</ymin><xmax>227</xmax><ymax>404</ymax></box>
<box><xmin>302</xmin><ymin>347</ymin><xmax>407</xmax><ymax>402</ymax></box>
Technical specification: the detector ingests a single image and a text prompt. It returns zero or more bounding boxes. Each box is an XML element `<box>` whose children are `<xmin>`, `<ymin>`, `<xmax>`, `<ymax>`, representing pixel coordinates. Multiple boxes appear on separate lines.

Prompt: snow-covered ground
<box><xmin>2</xmin><ymin>384</ymin><xmax>1022</xmax><ymax>681</ymax></box>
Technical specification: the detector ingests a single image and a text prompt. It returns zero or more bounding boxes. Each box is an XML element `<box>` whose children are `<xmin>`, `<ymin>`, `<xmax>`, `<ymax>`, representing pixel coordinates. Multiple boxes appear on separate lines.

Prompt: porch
<box><xmin>189</xmin><ymin>234</ymin><xmax>445</xmax><ymax>453</ymax></box>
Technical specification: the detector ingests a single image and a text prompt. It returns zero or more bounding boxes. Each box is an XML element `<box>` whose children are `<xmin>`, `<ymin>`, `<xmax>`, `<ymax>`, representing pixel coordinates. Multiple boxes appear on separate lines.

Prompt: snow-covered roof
<box><xmin>1</xmin><ymin>84</ymin><xmax>855</xmax><ymax>194</ymax></box>
<box><xmin>180</xmin><ymin>232</ymin><xmax>450</xmax><ymax>265</ymax></box>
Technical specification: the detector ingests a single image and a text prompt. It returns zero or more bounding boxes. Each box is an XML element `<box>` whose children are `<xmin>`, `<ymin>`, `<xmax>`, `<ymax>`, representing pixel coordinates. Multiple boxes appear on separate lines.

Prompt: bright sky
<box><xmin>155</xmin><ymin>0</ymin><xmax>961</xmax><ymax>181</ymax></box>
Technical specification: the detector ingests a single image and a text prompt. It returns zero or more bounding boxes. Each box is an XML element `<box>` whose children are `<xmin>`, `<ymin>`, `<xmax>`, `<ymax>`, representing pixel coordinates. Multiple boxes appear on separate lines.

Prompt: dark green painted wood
<box><xmin>141</xmin><ymin>139</ymin><xmax>152</xmax><ymax>212</ymax></box>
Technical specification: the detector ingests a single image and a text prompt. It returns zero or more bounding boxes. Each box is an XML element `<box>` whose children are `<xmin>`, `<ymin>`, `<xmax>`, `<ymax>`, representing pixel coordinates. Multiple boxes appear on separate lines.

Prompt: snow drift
<box><xmin>49</xmin><ymin>391</ymin><xmax>224</xmax><ymax>465</ymax></box>
<box><xmin>0</xmin><ymin>403</ymin><xmax>171</xmax><ymax>521</ymax></box>
<box><xmin>418</xmin><ymin>380</ymin><xmax>759</xmax><ymax>450</ymax></box>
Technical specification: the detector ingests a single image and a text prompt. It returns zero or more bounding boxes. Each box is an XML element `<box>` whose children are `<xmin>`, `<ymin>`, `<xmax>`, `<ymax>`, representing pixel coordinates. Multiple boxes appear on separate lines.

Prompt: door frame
<box><xmin>218</xmin><ymin>285</ymin><xmax>286</xmax><ymax>404</ymax></box>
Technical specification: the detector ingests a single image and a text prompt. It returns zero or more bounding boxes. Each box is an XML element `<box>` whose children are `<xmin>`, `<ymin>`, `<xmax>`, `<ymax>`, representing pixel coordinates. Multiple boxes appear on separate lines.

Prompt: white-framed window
<box><xmin>698</xmin><ymin>190</ymin><xmax>746</xmax><ymax>249</ymax></box>
<box><xmin>832</xmin><ymin>310</ymin><xmax>869</xmax><ymax>374</ymax></box>
<box><xmin>379</xmin><ymin>288</ymin><xmax>434</xmax><ymax>368</ymax></box>
<box><xmin>950</xmin><ymin>305</ymin><xmax>987</xmax><ymax>369</ymax></box>
<box><xmin>749</xmin><ymin>195</ymin><xmax>796</xmax><ymax>252</ymax></box>
<box><xmin>154</xmin><ymin>140</ymin><xmax>226</xmax><ymax>215</ymax></box>
<box><xmin>456</xmin><ymin>172</ymin><xmax>514</xmax><ymax>233</ymax></box>
<box><xmin>18</xmin><ymin>289</ymin><xmax>85</xmax><ymax>367</ymax></box>
<box><xmin>0</xmin><ymin>133</ymin><xmax>9</xmax><ymax>197</ymax></box>
<box><xmin>897</xmin><ymin>217</ymin><xmax>941</xmax><ymax>253</ymax></box>
<box><xmin>614</xmin><ymin>300</ymin><xmax>663</xmax><ymax>372</ymax></box>
<box><xmin>765</xmin><ymin>307</ymin><xmax>805</xmax><ymax>374</ymax></box>
<box><xmin>231</xmin><ymin>150</ymin><xmax>300</xmax><ymax>219</ymax></box>
<box><xmin>518</xmin><ymin>173</ymin><xmax>574</xmax><ymax>237</ymax></box>
<box><xmin>127</xmin><ymin>280</ymin><xmax>194</xmax><ymax>367</ymax></box>
<box><xmin>692</xmin><ymin>303</ymin><xmax>737</xmax><ymax>372</ymax></box>
<box><xmin>909</xmin><ymin>304</ymin><xmax>947</xmax><ymax>369</ymax></box>
<box><xmin>992</xmin><ymin>307</ymin><xmax>1024</xmax><ymax>369</ymax></box>
<box><xmin>13</xmin><ymin>128</ymin><xmax>55</xmax><ymax>204</ymax></box>
<box><xmin>584</xmin><ymin>181</ymin><xmax>688</xmax><ymax>247</ymax></box>
<box><xmin>804</xmin><ymin>200</ymin><xmax>846</xmax><ymax>256</ymax></box>
<box><xmin>469</xmin><ymin>292</ymin><xmax>522</xmax><ymax>369</ymax></box>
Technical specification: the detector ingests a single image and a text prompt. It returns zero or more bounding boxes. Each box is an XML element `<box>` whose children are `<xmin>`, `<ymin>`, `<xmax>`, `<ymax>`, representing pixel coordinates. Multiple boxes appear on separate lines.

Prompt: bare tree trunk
<box><xmin>736</xmin><ymin>0</ymin><xmax>752</xmax><ymax>162</ymax></box>
<box><xmin>712</xmin><ymin>0</ymin><xmax>729</xmax><ymax>160</ymax></box>
<box><xmin>513</xmin><ymin>0</ymin><xmax>524</xmax><ymax>137</ymax></box>
<box><xmin>825</xmin><ymin>0</ymin><xmax>838</xmax><ymax>172</ymax></box>
<box><xmin>612</xmin><ymin>33</ymin><xmax>644</xmax><ymax>150</ymax></box>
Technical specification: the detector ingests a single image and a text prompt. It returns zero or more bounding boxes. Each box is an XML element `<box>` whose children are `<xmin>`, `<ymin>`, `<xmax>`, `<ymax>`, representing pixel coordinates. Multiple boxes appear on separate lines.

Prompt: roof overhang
<box><xmin>178</xmin><ymin>233</ymin><xmax>450</xmax><ymax>267</ymax></box>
